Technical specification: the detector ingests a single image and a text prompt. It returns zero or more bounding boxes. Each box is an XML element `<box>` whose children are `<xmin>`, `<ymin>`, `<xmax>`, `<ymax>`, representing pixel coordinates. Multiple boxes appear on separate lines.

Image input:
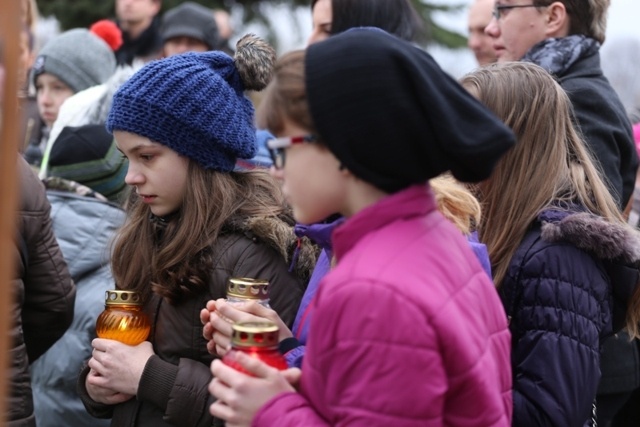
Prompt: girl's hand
<box><xmin>87</xmin><ymin>339</ymin><xmax>155</xmax><ymax>396</ymax></box>
<box><xmin>209</xmin><ymin>354</ymin><xmax>301</xmax><ymax>426</ymax></box>
<box><xmin>201</xmin><ymin>299</ymin><xmax>218</xmax><ymax>355</ymax></box>
<box><xmin>208</xmin><ymin>299</ymin><xmax>294</xmax><ymax>357</ymax></box>
<box><xmin>85</xmin><ymin>368</ymin><xmax>134</xmax><ymax>405</ymax></box>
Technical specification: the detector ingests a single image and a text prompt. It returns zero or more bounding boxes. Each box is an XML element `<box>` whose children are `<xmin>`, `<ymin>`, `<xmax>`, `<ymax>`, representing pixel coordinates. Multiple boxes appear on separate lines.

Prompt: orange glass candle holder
<box><xmin>96</xmin><ymin>290</ymin><xmax>150</xmax><ymax>345</ymax></box>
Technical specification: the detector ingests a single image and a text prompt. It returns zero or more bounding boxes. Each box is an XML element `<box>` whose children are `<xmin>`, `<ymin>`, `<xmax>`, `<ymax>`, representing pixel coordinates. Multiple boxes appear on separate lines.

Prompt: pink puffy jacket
<box><xmin>254</xmin><ymin>185</ymin><xmax>512</xmax><ymax>427</ymax></box>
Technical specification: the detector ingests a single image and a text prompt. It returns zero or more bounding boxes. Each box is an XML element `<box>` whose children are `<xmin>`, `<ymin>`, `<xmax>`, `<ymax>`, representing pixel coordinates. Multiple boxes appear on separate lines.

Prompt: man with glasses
<box><xmin>485</xmin><ymin>1</ymin><xmax>637</xmax><ymax>213</ymax></box>
<box><xmin>485</xmin><ymin>2</ymin><xmax>639</xmax><ymax>426</ymax></box>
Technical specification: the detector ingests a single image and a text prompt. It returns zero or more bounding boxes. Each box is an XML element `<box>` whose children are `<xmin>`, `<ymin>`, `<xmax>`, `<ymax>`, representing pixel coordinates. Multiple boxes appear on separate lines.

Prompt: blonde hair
<box><xmin>461</xmin><ymin>62</ymin><xmax>640</xmax><ymax>337</ymax></box>
<box><xmin>430</xmin><ymin>175</ymin><xmax>481</xmax><ymax>235</ymax></box>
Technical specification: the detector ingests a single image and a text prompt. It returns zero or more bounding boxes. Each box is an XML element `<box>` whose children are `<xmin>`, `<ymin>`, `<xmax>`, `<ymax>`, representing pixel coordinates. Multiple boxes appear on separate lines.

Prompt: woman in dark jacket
<box><xmin>9</xmin><ymin>156</ymin><xmax>75</xmax><ymax>426</ymax></box>
<box><xmin>461</xmin><ymin>62</ymin><xmax>640</xmax><ymax>427</ymax></box>
<box><xmin>77</xmin><ymin>35</ymin><xmax>312</xmax><ymax>427</ymax></box>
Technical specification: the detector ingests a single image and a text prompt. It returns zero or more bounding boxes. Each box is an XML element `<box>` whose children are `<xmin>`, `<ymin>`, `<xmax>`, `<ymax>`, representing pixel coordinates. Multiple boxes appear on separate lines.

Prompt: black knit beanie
<box><xmin>305</xmin><ymin>28</ymin><xmax>516</xmax><ymax>192</ymax></box>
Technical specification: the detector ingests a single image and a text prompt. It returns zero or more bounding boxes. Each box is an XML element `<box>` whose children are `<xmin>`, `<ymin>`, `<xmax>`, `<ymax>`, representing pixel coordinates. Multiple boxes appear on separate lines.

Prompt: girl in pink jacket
<box><xmin>209</xmin><ymin>28</ymin><xmax>516</xmax><ymax>427</ymax></box>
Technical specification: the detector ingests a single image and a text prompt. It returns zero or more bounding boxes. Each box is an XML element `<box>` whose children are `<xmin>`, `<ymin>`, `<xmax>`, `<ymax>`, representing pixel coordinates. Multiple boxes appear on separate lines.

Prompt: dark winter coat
<box><xmin>558</xmin><ymin>51</ymin><xmax>638</xmax><ymax>208</ymax></box>
<box><xmin>8</xmin><ymin>157</ymin><xmax>76</xmax><ymax>426</ymax></box>
<box><xmin>502</xmin><ymin>209</ymin><xmax>640</xmax><ymax>427</ymax></box>
<box><xmin>78</xmin><ymin>213</ymin><xmax>315</xmax><ymax>427</ymax></box>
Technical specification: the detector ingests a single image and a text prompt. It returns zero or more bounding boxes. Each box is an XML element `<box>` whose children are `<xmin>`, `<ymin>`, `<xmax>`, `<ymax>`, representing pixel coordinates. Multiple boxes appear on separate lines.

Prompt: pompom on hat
<box><xmin>90</xmin><ymin>20</ymin><xmax>123</xmax><ymax>51</ymax></box>
<box><xmin>106</xmin><ymin>34</ymin><xmax>276</xmax><ymax>172</ymax></box>
<box><xmin>305</xmin><ymin>28</ymin><xmax>517</xmax><ymax>192</ymax></box>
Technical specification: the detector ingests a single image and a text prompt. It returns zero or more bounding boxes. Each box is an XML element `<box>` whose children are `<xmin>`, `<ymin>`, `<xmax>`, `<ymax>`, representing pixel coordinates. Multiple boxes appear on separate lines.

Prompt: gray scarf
<box><xmin>522</xmin><ymin>35</ymin><xmax>599</xmax><ymax>76</ymax></box>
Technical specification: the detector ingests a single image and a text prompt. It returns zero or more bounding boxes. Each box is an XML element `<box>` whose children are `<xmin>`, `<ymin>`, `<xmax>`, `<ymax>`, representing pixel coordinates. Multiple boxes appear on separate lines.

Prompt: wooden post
<box><xmin>0</xmin><ymin>0</ymin><xmax>24</xmax><ymax>425</ymax></box>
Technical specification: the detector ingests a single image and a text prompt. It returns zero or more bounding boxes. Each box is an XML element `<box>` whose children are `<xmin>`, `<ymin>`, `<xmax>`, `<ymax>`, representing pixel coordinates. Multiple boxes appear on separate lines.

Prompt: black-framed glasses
<box><xmin>266</xmin><ymin>135</ymin><xmax>317</xmax><ymax>169</ymax></box>
<box><xmin>492</xmin><ymin>4</ymin><xmax>539</xmax><ymax>20</ymax></box>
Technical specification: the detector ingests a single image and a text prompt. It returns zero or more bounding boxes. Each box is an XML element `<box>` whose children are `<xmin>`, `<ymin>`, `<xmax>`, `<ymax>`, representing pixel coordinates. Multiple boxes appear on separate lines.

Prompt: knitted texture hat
<box><xmin>49</xmin><ymin>124</ymin><xmax>128</xmax><ymax>202</ymax></box>
<box><xmin>106</xmin><ymin>34</ymin><xmax>276</xmax><ymax>171</ymax></box>
<box><xmin>162</xmin><ymin>1</ymin><xmax>220</xmax><ymax>50</ymax></box>
<box><xmin>235</xmin><ymin>130</ymin><xmax>274</xmax><ymax>170</ymax></box>
<box><xmin>32</xmin><ymin>29</ymin><xmax>116</xmax><ymax>93</ymax></box>
<box><xmin>305</xmin><ymin>29</ymin><xmax>517</xmax><ymax>192</ymax></box>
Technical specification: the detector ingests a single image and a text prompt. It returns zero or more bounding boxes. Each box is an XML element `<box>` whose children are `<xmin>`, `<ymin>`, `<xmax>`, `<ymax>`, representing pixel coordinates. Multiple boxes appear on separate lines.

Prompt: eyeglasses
<box><xmin>492</xmin><ymin>4</ymin><xmax>539</xmax><ymax>20</ymax></box>
<box><xmin>266</xmin><ymin>135</ymin><xmax>317</xmax><ymax>169</ymax></box>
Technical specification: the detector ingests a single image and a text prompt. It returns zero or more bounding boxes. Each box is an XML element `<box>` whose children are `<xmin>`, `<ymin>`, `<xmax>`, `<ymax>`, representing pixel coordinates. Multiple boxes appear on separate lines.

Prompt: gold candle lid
<box><xmin>231</xmin><ymin>321</ymin><xmax>279</xmax><ymax>348</ymax></box>
<box><xmin>104</xmin><ymin>290</ymin><xmax>143</xmax><ymax>306</ymax></box>
<box><xmin>227</xmin><ymin>277</ymin><xmax>269</xmax><ymax>300</ymax></box>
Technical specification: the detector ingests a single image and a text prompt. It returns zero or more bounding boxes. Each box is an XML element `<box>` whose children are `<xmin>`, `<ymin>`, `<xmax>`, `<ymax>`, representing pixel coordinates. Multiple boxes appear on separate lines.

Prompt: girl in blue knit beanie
<box><xmin>77</xmin><ymin>34</ymin><xmax>316</xmax><ymax>427</ymax></box>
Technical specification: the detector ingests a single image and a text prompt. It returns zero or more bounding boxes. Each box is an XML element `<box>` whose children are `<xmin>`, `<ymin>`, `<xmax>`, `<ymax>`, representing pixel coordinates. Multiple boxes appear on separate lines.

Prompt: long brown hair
<box><xmin>257</xmin><ymin>49</ymin><xmax>316</xmax><ymax>135</ymax></box>
<box><xmin>460</xmin><ymin>62</ymin><xmax>640</xmax><ymax>337</ymax></box>
<box><xmin>111</xmin><ymin>161</ymin><xmax>290</xmax><ymax>304</ymax></box>
<box><xmin>309</xmin><ymin>0</ymin><xmax>426</xmax><ymax>43</ymax></box>
<box><xmin>460</xmin><ymin>62</ymin><xmax>623</xmax><ymax>281</ymax></box>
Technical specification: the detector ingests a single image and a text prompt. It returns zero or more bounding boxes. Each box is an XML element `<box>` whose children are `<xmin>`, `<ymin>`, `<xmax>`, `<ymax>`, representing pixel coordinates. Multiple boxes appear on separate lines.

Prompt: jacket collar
<box><xmin>539</xmin><ymin>208</ymin><xmax>640</xmax><ymax>332</ymax></box>
<box><xmin>222</xmin><ymin>213</ymin><xmax>318</xmax><ymax>282</ymax></box>
<box><xmin>333</xmin><ymin>184</ymin><xmax>437</xmax><ymax>261</ymax></box>
<box><xmin>539</xmin><ymin>209</ymin><xmax>640</xmax><ymax>263</ymax></box>
<box><xmin>294</xmin><ymin>216</ymin><xmax>345</xmax><ymax>251</ymax></box>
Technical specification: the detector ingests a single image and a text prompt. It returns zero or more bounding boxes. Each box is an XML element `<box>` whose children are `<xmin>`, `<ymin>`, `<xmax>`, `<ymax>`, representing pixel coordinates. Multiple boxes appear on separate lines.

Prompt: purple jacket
<box><xmin>255</xmin><ymin>185</ymin><xmax>512</xmax><ymax>426</ymax></box>
<box><xmin>288</xmin><ymin>219</ymin><xmax>343</xmax><ymax>367</ymax></box>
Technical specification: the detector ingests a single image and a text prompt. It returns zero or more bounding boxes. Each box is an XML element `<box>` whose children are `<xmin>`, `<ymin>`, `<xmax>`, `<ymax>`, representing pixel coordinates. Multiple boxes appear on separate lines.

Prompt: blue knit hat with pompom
<box><xmin>106</xmin><ymin>34</ymin><xmax>276</xmax><ymax>172</ymax></box>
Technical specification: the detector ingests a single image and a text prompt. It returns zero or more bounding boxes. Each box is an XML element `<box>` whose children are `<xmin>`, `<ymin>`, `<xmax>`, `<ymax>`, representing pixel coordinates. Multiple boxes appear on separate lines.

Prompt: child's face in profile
<box><xmin>269</xmin><ymin>119</ymin><xmax>347</xmax><ymax>225</ymax></box>
<box><xmin>35</xmin><ymin>73</ymin><xmax>74</xmax><ymax>127</ymax></box>
<box><xmin>114</xmin><ymin>131</ymin><xmax>190</xmax><ymax>218</ymax></box>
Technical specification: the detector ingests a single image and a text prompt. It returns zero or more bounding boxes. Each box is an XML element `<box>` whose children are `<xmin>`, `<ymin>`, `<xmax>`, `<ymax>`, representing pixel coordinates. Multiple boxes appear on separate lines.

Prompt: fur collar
<box><xmin>224</xmin><ymin>214</ymin><xmax>319</xmax><ymax>283</ymax></box>
<box><xmin>540</xmin><ymin>211</ymin><xmax>640</xmax><ymax>264</ymax></box>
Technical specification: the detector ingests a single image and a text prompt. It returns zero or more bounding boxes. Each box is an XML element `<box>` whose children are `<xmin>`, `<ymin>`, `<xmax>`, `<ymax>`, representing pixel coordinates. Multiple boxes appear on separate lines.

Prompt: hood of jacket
<box><xmin>46</xmin><ymin>189</ymin><xmax>125</xmax><ymax>280</ymax></box>
<box><xmin>540</xmin><ymin>209</ymin><xmax>640</xmax><ymax>331</ymax></box>
<box><xmin>223</xmin><ymin>213</ymin><xmax>319</xmax><ymax>285</ymax></box>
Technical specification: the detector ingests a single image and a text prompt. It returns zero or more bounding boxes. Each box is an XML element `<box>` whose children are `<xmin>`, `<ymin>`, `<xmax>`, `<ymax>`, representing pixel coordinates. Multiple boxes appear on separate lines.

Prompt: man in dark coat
<box><xmin>485</xmin><ymin>0</ymin><xmax>638</xmax><ymax>211</ymax></box>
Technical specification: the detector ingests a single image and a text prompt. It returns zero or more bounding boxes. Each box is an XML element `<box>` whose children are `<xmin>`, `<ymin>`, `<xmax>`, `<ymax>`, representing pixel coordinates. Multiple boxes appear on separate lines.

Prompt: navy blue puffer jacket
<box><xmin>501</xmin><ymin>209</ymin><xmax>640</xmax><ymax>427</ymax></box>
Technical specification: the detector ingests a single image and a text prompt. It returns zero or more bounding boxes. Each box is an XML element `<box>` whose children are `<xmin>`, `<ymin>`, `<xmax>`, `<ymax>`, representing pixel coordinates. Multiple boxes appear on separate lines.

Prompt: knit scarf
<box><xmin>521</xmin><ymin>35</ymin><xmax>599</xmax><ymax>76</ymax></box>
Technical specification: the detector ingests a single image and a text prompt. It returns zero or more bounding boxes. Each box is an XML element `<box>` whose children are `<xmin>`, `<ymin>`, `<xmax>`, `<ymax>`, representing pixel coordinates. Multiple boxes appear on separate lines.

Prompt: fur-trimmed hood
<box><xmin>540</xmin><ymin>209</ymin><xmax>640</xmax><ymax>331</ymax></box>
<box><xmin>223</xmin><ymin>213</ymin><xmax>319</xmax><ymax>285</ymax></box>
<box><xmin>541</xmin><ymin>211</ymin><xmax>640</xmax><ymax>264</ymax></box>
